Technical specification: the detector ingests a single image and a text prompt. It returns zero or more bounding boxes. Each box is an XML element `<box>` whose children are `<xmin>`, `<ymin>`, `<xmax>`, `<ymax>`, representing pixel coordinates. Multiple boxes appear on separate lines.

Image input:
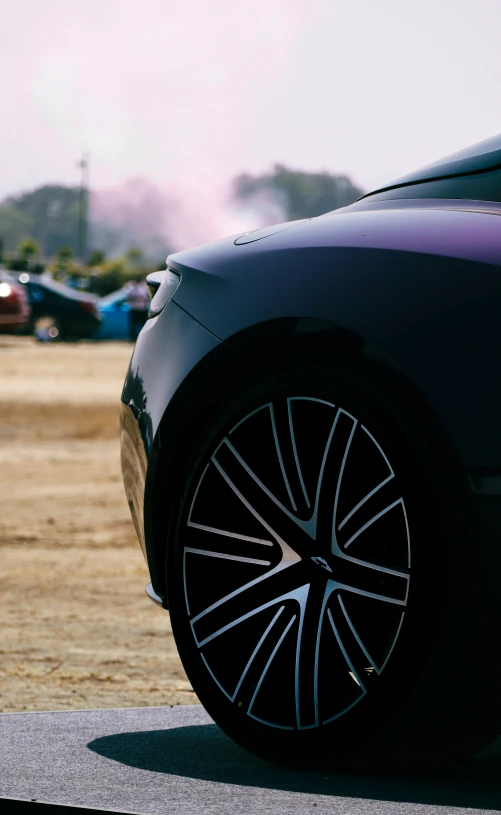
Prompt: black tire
<box><xmin>166</xmin><ymin>355</ymin><xmax>500</xmax><ymax>773</ymax></box>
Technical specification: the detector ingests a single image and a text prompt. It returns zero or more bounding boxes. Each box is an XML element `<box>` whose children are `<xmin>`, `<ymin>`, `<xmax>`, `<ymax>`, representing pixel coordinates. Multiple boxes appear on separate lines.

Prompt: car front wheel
<box><xmin>166</xmin><ymin>356</ymin><xmax>500</xmax><ymax>772</ymax></box>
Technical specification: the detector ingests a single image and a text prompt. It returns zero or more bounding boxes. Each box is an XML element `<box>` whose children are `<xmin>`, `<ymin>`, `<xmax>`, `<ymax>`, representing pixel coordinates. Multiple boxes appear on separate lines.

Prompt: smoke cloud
<box><xmin>26</xmin><ymin>0</ymin><xmax>326</xmax><ymax>258</ymax></box>
<box><xmin>90</xmin><ymin>176</ymin><xmax>287</xmax><ymax>260</ymax></box>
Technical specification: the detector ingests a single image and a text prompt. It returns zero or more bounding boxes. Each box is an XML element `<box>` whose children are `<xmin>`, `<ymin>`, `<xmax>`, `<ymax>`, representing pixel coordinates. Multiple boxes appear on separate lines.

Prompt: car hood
<box><xmin>166</xmin><ymin>203</ymin><xmax>501</xmax><ymax>346</ymax></box>
<box><xmin>169</xmin><ymin>203</ymin><xmax>501</xmax><ymax>282</ymax></box>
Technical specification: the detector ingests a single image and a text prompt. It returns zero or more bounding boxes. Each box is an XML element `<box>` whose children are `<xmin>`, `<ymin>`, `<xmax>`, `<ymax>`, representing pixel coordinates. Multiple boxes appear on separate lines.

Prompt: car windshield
<box><xmin>421</xmin><ymin>133</ymin><xmax>501</xmax><ymax>171</ymax></box>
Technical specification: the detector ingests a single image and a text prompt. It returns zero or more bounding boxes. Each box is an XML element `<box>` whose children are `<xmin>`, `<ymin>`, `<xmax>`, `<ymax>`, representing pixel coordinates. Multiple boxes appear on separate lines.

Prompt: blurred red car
<box><xmin>0</xmin><ymin>271</ymin><xmax>31</xmax><ymax>333</ymax></box>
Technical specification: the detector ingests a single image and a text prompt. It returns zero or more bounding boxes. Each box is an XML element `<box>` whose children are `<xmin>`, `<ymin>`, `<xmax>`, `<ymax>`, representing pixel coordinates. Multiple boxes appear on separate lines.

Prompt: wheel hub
<box><xmin>310</xmin><ymin>556</ymin><xmax>332</xmax><ymax>573</ymax></box>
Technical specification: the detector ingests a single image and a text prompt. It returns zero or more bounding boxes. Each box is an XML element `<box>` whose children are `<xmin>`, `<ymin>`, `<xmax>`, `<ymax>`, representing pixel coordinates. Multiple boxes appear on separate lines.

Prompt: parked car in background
<box><xmin>93</xmin><ymin>287</ymin><xmax>130</xmax><ymax>341</ymax></box>
<box><xmin>13</xmin><ymin>272</ymin><xmax>102</xmax><ymax>341</ymax></box>
<box><xmin>0</xmin><ymin>269</ymin><xmax>31</xmax><ymax>334</ymax></box>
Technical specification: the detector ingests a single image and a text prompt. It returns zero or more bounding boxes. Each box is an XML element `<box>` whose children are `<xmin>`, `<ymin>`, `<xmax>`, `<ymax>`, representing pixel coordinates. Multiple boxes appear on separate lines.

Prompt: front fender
<box><xmin>171</xmin><ymin>241</ymin><xmax>501</xmax><ymax>473</ymax></box>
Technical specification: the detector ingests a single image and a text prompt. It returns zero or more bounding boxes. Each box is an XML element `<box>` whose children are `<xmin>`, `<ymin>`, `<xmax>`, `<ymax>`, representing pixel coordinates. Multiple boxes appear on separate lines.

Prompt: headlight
<box><xmin>0</xmin><ymin>282</ymin><xmax>11</xmax><ymax>297</ymax></box>
<box><xmin>146</xmin><ymin>269</ymin><xmax>180</xmax><ymax>318</ymax></box>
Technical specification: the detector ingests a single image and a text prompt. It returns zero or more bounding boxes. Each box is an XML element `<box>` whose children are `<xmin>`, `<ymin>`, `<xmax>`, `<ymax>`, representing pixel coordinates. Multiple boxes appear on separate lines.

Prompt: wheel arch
<box><xmin>147</xmin><ymin>319</ymin><xmax>466</xmax><ymax>605</ymax></box>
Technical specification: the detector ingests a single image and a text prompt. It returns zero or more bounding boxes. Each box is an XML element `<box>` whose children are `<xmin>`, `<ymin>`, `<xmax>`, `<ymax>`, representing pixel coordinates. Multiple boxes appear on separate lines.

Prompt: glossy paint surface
<box><xmin>18</xmin><ymin>276</ymin><xmax>101</xmax><ymax>337</ymax></box>
<box><xmin>0</xmin><ymin>279</ymin><xmax>31</xmax><ymax>332</ymax></box>
<box><xmin>121</xmin><ymin>301</ymin><xmax>229</xmax><ymax>589</ymax></box>
<box><xmin>167</xmin><ymin>204</ymin><xmax>501</xmax><ymax>471</ymax></box>
<box><xmin>122</xmin><ymin>301</ymin><xmax>223</xmax><ymax>454</ymax></box>
<box><xmin>121</xmin><ymin>192</ymin><xmax>501</xmax><ymax>613</ymax></box>
<box><xmin>364</xmin><ymin>133</ymin><xmax>501</xmax><ymax>195</ymax></box>
<box><xmin>361</xmin><ymin>168</ymin><xmax>501</xmax><ymax>204</ymax></box>
<box><xmin>94</xmin><ymin>291</ymin><xmax>130</xmax><ymax>340</ymax></box>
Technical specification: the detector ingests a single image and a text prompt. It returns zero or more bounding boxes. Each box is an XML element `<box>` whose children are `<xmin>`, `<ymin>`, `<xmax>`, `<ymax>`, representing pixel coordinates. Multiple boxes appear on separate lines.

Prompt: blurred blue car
<box><xmin>93</xmin><ymin>288</ymin><xmax>130</xmax><ymax>340</ymax></box>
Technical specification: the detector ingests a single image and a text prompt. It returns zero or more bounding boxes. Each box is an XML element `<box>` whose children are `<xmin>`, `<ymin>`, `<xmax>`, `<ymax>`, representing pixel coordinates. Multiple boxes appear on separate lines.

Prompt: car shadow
<box><xmin>88</xmin><ymin>723</ymin><xmax>501</xmax><ymax>810</ymax></box>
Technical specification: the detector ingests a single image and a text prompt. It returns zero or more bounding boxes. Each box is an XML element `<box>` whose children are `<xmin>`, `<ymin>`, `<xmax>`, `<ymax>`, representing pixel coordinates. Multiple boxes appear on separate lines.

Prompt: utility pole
<box><xmin>77</xmin><ymin>152</ymin><xmax>90</xmax><ymax>263</ymax></box>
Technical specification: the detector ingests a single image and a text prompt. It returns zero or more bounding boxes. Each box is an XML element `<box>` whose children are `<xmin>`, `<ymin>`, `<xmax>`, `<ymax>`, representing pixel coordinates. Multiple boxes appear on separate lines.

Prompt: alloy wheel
<box><xmin>181</xmin><ymin>397</ymin><xmax>411</xmax><ymax>730</ymax></box>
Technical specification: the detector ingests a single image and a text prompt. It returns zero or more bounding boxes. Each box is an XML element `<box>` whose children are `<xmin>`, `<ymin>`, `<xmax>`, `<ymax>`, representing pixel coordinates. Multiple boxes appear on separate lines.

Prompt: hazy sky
<box><xmin>1</xmin><ymin>0</ymin><xmax>500</xmax><ymax>201</ymax></box>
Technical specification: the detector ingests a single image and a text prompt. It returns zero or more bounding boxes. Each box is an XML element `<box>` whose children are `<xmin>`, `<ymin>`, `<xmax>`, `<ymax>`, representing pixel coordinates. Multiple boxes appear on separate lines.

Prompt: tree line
<box><xmin>0</xmin><ymin>166</ymin><xmax>364</xmax><ymax>295</ymax></box>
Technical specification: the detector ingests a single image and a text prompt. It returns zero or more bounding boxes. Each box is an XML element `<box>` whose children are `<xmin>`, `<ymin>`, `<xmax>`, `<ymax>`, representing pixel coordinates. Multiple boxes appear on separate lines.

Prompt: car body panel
<box><xmin>121</xmin><ymin>301</ymin><xmax>223</xmax><ymax>452</ymax></box>
<box><xmin>168</xmin><ymin>205</ymin><xmax>501</xmax><ymax>473</ymax></box>
<box><xmin>360</xmin><ymin>167</ymin><xmax>501</xmax><ymax>204</ymax></box>
<box><xmin>0</xmin><ymin>272</ymin><xmax>31</xmax><ymax>332</ymax></box>
<box><xmin>94</xmin><ymin>290</ymin><xmax>130</xmax><ymax>340</ymax></box>
<box><xmin>367</xmin><ymin>133</ymin><xmax>501</xmax><ymax>189</ymax></box>
<box><xmin>121</xmin><ymin>137</ymin><xmax>501</xmax><ymax>612</ymax></box>
<box><xmin>121</xmin><ymin>301</ymin><xmax>231</xmax><ymax>588</ymax></box>
<box><xmin>360</xmin><ymin>133</ymin><xmax>501</xmax><ymax>200</ymax></box>
<box><xmin>14</xmin><ymin>273</ymin><xmax>102</xmax><ymax>338</ymax></box>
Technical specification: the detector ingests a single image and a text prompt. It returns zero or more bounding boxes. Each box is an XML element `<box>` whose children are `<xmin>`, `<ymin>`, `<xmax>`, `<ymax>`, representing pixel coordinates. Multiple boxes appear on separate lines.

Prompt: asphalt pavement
<box><xmin>1</xmin><ymin>704</ymin><xmax>500</xmax><ymax>814</ymax></box>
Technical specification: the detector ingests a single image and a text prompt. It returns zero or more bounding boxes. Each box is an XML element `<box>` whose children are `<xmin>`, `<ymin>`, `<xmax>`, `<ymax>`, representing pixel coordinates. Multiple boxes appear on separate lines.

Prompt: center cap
<box><xmin>310</xmin><ymin>556</ymin><xmax>332</xmax><ymax>573</ymax></box>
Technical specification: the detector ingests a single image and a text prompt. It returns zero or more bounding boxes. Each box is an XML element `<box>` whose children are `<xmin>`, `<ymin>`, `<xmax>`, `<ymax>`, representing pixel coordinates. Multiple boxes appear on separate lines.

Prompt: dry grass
<box><xmin>0</xmin><ymin>401</ymin><xmax>121</xmax><ymax>441</ymax></box>
<box><xmin>0</xmin><ymin>337</ymin><xmax>196</xmax><ymax>712</ymax></box>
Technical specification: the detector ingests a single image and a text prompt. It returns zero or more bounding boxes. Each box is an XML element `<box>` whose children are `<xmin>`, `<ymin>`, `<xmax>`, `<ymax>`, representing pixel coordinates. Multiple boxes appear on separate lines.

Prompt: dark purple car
<box><xmin>120</xmin><ymin>135</ymin><xmax>501</xmax><ymax>772</ymax></box>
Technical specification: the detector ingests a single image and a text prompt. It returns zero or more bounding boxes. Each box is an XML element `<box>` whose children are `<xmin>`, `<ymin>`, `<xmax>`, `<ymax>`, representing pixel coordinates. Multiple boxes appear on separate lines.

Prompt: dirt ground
<box><xmin>0</xmin><ymin>336</ymin><xmax>197</xmax><ymax>711</ymax></box>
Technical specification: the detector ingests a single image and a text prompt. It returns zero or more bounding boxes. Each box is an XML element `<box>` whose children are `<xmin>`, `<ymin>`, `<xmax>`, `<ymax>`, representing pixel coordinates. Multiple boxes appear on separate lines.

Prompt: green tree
<box><xmin>6</xmin><ymin>186</ymin><xmax>80</xmax><ymax>257</ymax></box>
<box><xmin>18</xmin><ymin>237</ymin><xmax>40</xmax><ymax>260</ymax></box>
<box><xmin>87</xmin><ymin>249</ymin><xmax>106</xmax><ymax>267</ymax></box>
<box><xmin>49</xmin><ymin>243</ymin><xmax>76</xmax><ymax>281</ymax></box>
<box><xmin>92</xmin><ymin>258</ymin><xmax>127</xmax><ymax>296</ymax></box>
<box><xmin>57</xmin><ymin>245</ymin><xmax>73</xmax><ymax>262</ymax></box>
<box><xmin>1</xmin><ymin>183</ymin><xmax>173</xmax><ymax>262</ymax></box>
<box><xmin>234</xmin><ymin>165</ymin><xmax>365</xmax><ymax>221</ymax></box>
<box><xmin>125</xmin><ymin>246</ymin><xmax>145</xmax><ymax>267</ymax></box>
<box><xmin>0</xmin><ymin>205</ymin><xmax>33</xmax><ymax>252</ymax></box>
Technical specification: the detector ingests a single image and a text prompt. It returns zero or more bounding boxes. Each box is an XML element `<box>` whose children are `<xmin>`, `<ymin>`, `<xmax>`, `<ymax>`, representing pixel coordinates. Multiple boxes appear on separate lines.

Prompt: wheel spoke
<box><xmin>187</xmin><ymin>522</ymin><xmax>273</xmax><ymax>547</ymax></box>
<box><xmin>213</xmin><ymin>442</ymin><xmax>316</xmax><ymax>550</ymax></box>
<box><xmin>268</xmin><ymin>398</ymin><xmax>315</xmax><ymax>515</ymax></box>
<box><xmin>336</xmin><ymin>593</ymin><xmax>406</xmax><ymax>676</ymax></box>
<box><xmin>185</xmin><ymin>520</ymin><xmax>276</xmax><ymax>561</ymax></box>
<box><xmin>327</xmin><ymin>606</ymin><xmax>367</xmax><ymax>693</ymax></box>
<box><xmin>200</xmin><ymin>604</ymin><xmax>287</xmax><ymax>703</ymax></box>
<box><xmin>248</xmin><ymin>613</ymin><xmax>298</xmax><ymax>729</ymax></box>
<box><xmin>337</xmin><ymin>594</ymin><xmax>381</xmax><ymax>673</ymax></box>
<box><xmin>337</xmin><ymin>473</ymin><xmax>395</xmax><ymax>532</ymax></box>
<box><xmin>315</xmin><ymin>408</ymin><xmax>358</xmax><ymax>547</ymax></box>
<box><xmin>296</xmin><ymin>580</ymin><xmax>329</xmax><ymax>729</ymax></box>
<box><xmin>331</xmin><ymin>553</ymin><xmax>409</xmax><ymax>605</ymax></box>
<box><xmin>287</xmin><ymin>398</ymin><xmax>311</xmax><ymax>510</ymax></box>
<box><xmin>190</xmin><ymin>559</ymin><xmax>307</xmax><ymax>648</ymax></box>
<box><xmin>184</xmin><ymin>548</ymin><xmax>272</xmax><ymax>567</ymax></box>
<box><xmin>334</xmin><ymin>478</ymin><xmax>411</xmax><ymax>570</ymax></box>
<box><xmin>337</xmin><ymin>423</ymin><xmax>396</xmax><ymax>527</ymax></box>
<box><xmin>269</xmin><ymin>402</ymin><xmax>298</xmax><ymax>512</ymax></box>
<box><xmin>232</xmin><ymin>605</ymin><xmax>287</xmax><ymax>702</ymax></box>
<box><xmin>343</xmin><ymin>497</ymin><xmax>405</xmax><ymax>550</ymax></box>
